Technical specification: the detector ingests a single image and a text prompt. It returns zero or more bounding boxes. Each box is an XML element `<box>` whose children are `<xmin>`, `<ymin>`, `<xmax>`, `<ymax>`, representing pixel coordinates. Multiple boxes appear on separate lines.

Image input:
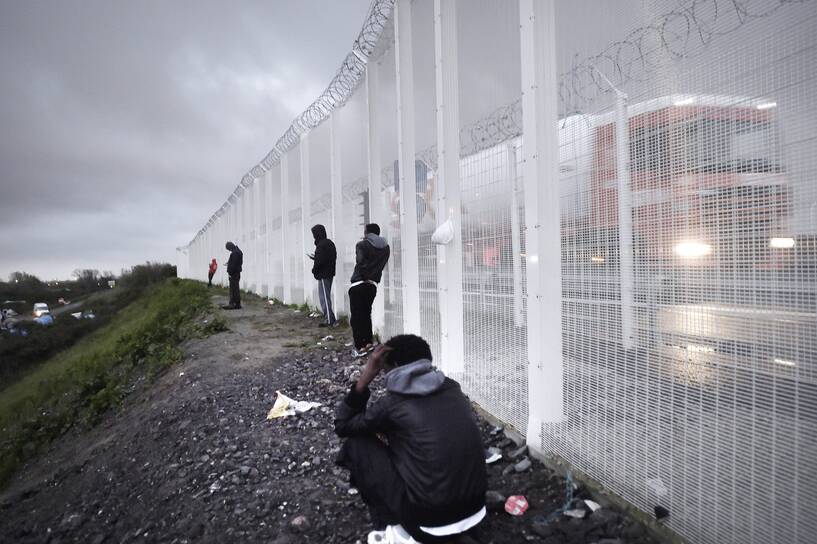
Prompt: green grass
<box><xmin>0</xmin><ymin>278</ymin><xmax>226</xmax><ymax>488</ymax></box>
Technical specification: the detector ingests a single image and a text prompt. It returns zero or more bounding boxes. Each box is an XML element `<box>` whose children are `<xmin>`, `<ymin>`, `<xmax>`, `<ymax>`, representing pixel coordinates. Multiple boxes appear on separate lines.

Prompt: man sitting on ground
<box><xmin>334</xmin><ymin>334</ymin><xmax>487</xmax><ymax>543</ymax></box>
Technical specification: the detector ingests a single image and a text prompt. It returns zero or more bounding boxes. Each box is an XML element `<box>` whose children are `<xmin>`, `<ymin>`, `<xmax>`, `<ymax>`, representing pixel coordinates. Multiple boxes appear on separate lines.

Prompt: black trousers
<box><xmin>207</xmin><ymin>271</ymin><xmax>215</xmax><ymax>287</ymax></box>
<box><xmin>336</xmin><ymin>436</ymin><xmax>452</xmax><ymax>543</ymax></box>
<box><xmin>349</xmin><ymin>282</ymin><xmax>377</xmax><ymax>349</ymax></box>
<box><xmin>228</xmin><ymin>274</ymin><xmax>241</xmax><ymax>307</ymax></box>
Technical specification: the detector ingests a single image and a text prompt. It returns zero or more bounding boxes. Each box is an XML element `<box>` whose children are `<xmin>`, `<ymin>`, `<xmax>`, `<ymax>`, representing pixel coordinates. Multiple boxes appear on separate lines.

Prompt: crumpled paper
<box><xmin>266</xmin><ymin>391</ymin><xmax>322</xmax><ymax>419</ymax></box>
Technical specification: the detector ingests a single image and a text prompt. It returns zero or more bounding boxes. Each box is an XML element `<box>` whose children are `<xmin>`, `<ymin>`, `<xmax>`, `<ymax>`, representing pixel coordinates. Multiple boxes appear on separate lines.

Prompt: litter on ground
<box><xmin>266</xmin><ymin>391</ymin><xmax>322</xmax><ymax>419</ymax></box>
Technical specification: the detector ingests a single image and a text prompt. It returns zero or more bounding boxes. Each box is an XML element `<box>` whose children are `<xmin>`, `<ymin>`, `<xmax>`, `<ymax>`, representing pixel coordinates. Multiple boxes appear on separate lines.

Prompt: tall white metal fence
<box><xmin>178</xmin><ymin>1</ymin><xmax>817</xmax><ymax>542</ymax></box>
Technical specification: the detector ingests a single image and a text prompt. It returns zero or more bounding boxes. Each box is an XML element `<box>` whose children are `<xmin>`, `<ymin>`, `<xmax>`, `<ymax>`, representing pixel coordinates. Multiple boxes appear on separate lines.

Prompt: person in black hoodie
<box><xmin>224</xmin><ymin>241</ymin><xmax>243</xmax><ymax>309</ymax></box>
<box><xmin>349</xmin><ymin>223</ymin><xmax>390</xmax><ymax>355</ymax></box>
<box><xmin>309</xmin><ymin>224</ymin><xmax>338</xmax><ymax>327</ymax></box>
<box><xmin>335</xmin><ymin>334</ymin><xmax>487</xmax><ymax>543</ymax></box>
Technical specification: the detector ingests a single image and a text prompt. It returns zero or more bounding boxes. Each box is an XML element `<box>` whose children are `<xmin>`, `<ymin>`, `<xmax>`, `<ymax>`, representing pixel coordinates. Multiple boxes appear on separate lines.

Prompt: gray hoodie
<box><xmin>350</xmin><ymin>233</ymin><xmax>391</xmax><ymax>283</ymax></box>
<box><xmin>385</xmin><ymin>359</ymin><xmax>446</xmax><ymax>396</ymax></box>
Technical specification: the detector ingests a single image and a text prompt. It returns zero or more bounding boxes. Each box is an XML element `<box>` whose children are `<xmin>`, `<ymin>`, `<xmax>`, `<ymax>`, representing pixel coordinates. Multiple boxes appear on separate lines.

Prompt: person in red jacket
<box><xmin>208</xmin><ymin>258</ymin><xmax>217</xmax><ymax>287</ymax></box>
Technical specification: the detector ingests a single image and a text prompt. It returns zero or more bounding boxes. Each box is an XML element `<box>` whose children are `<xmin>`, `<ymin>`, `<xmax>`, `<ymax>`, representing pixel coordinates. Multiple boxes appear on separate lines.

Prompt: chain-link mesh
<box><xmin>177</xmin><ymin>1</ymin><xmax>817</xmax><ymax>542</ymax></box>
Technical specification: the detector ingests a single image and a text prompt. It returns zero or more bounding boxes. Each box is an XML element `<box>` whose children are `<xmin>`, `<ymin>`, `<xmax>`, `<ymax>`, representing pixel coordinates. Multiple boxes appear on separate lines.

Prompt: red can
<box><xmin>504</xmin><ymin>495</ymin><xmax>529</xmax><ymax>516</ymax></box>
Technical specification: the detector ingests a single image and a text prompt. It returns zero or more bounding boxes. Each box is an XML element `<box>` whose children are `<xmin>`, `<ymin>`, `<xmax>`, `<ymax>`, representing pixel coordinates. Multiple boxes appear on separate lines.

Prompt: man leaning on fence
<box><xmin>348</xmin><ymin>223</ymin><xmax>390</xmax><ymax>357</ymax></box>
<box><xmin>309</xmin><ymin>224</ymin><xmax>338</xmax><ymax>327</ymax></box>
<box><xmin>223</xmin><ymin>241</ymin><xmax>243</xmax><ymax>310</ymax></box>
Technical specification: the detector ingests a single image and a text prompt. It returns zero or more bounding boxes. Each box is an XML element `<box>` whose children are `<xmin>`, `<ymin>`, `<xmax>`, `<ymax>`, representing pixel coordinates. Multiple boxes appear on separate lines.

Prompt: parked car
<box><xmin>34</xmin><ymin>314</ymin><xmax>55</xmax><ymax>326</ymax></box>
<box><xmin>32</xmin><ymin>302</ymin><xmax>50</xmax><ymax>317</ymax></box>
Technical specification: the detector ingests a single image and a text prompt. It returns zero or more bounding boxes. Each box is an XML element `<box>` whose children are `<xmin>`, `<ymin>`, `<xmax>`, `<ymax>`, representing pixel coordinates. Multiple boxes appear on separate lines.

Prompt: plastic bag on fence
<box><xmin>431</xmin><ymin>218</ymin><xmax>455</xmax><ymax>245</ymax></box>
<box><xmin>266</xmin><ymin>391</ymin><xmax>322</xmax><ymax>419</ymax></box>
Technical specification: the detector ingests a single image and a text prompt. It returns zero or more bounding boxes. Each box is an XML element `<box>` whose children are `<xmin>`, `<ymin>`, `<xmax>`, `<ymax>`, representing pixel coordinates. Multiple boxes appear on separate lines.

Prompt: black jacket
<box><xmin>350</xmin><ymin>233</ymin><xmax>390</xmax><ymax>283</ymax></box>
<box><xmin>226</xmin><ymin>245</ymin><xmax>243</xmax><ymax>276</ymax></box>
<box><xmin>334</xmin><ymin>361</ymin><xmax>486</xmax><ymax>527</ymax></box>
<box><xmin>311</xmin><ymin>225</ymin><xmax>336</xmax><ymax>280</ymax></box>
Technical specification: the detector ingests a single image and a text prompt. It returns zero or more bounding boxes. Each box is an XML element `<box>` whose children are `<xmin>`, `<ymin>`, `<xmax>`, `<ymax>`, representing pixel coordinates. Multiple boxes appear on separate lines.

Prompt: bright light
<box><xmin>770</xmin><ymin>237</ymin><xmax>795</xmax><ymax>249</ymax></box>
<box><xmin>673</xmin><ymin>97</ymin><xmax>695</xmax><ymax>106</ymax></box>
<box><xmin>591</xmin><ymin>256</ymin><xmax>605</xmax><ymax>263</ymax></box>
<box><xmin>757</xmin><ymin>102</ymin><xmax>777</xmax><ymax>110</ymax></box>
<box><xmin>529</xmin><ymin>255</ymin><xmax>539</xmax><ymax>263</ymax></box>
<box><xmin>674</xmin><ymin>240</ymin><xmax>712</xmax><ymax>258</ymax></box>
<box><xmin>686</xmin><ymin>344</ymin><xmax>714</xmax><ymax>353</ymax></box>
<box><xmin>774</xmin><ymin>358</ymin><xmax>796</xmax><ymax>367</ymax></box>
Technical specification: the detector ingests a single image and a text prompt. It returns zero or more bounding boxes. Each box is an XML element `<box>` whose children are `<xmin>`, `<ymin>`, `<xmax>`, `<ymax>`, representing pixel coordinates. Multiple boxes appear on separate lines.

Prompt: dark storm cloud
<box><xmin>0</xmin><ymin>0</ymin><xmax>370</xmax><ymax>279</ymax></box>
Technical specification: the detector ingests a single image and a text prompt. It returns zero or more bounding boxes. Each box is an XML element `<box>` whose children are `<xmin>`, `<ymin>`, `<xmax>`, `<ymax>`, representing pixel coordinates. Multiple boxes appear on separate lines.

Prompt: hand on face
<box><xmin>356</xmin><ymin>344</ymin><xmax>393</xmax><ymax>393</ymax></box>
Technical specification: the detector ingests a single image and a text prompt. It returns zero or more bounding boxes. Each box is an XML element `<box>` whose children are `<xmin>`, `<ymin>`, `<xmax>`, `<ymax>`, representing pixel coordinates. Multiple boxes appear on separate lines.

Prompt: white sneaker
<box><xmin>367</xmin><ymin>525</ymin><xmax>419</xmax><ymax>544</ymax></box>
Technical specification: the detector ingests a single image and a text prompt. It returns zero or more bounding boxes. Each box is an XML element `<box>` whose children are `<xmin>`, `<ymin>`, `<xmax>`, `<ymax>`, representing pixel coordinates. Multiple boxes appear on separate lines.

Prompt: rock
<box><xmin>514</xmin><ymin>458</ymin><xmax>532</xmax><ymax>472</ymax></box>
<box><xmin>530</xmin><ymin>518</ymin><xmax>557</xmax><ymax>538</ymax></box>
<box><xmin>494</xmin><ymin>438</ymin><xmax>513</xmax><ymax>449</ymax></box>
<box><xmin>239</xmin><ymin>466</ymin><xmax>251</xmax><ymax>476</ymax></box>
<box><xmin>485</xmin><ymin>490</ymin><xmax>506</xmax><ymax>512</ymax></box>
<box><xmin>290</xmin><ymin>515</ymin><xmax>310</xmax><ymax>532</ymax></box>
<box><xmin>509</xmin><ymin>445</ymin><xmax>528</xmax><ymax>459</ymax></box>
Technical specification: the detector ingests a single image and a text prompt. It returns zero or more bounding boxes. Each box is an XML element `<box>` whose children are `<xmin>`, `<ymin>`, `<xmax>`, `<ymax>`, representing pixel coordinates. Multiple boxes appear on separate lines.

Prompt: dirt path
<box><xmin>0</xmin><ymin>295</ymin><xmax>661</xmax><ymax>544</ymax></box>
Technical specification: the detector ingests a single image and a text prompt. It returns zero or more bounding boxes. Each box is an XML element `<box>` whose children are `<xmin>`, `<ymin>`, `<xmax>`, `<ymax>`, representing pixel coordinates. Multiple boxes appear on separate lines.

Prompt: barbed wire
<box><xmin>186</xmin><ymin>0</ymin><xmax>395</xmax><ymax>246</ymax></box>
<box><xmin>558</xmin><ymin>0</ymin><xmax>810</xmax><ymax>116</ymax></box>
<box><xmin>185</xmin><ymin>0</ymin><xmax>808</xmax><ymax>248</ymax></box>
<box><xmin>458</xmin><ymin>0</ymin><xmax>809</xmax><ymax>159</ymax></box>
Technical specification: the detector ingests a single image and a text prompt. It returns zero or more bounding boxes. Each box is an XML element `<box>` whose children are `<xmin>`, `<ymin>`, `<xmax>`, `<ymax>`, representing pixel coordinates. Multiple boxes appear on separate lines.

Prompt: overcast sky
<box><xmin>0</xmin><ymin>0</ymin><xmax>370</xmax><ymax>281</ymax></box>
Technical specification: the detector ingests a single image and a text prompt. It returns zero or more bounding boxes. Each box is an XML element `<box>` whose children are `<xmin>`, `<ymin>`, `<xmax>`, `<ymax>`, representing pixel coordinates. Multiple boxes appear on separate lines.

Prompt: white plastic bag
<box><xmin>431</xmin><ymin>218</ymin><xmax>455</xmax><ymax>245</ymax></box>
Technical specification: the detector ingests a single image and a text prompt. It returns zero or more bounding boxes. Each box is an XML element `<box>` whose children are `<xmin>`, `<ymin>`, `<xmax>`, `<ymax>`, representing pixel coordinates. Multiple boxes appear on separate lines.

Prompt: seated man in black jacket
<box><xmin>335</xmin><ymin>334</ymin><xmax>486</xmax><ymax>543</ymax></box>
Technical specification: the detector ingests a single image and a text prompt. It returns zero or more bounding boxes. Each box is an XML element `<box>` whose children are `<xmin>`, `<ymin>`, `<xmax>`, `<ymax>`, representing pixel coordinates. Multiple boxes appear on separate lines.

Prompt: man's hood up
<box><xmin>385</xmin><ymin>359</ymin><xmax>445</xmax><ymax>396</ymax></box>
<box><xmin>365</xmin><ymin>233</ymin><xmax>387</xmax><ymax>249</ymax></box>
<box><xmin>312</xmin><ymin>224</ymin><xmax>327</xmax><ymax>243</ymax></box>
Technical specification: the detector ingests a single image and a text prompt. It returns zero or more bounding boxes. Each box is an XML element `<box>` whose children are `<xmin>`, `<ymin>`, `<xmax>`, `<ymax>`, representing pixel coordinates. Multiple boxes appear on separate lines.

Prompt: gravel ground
<box><xmin>0</xmin><ymin>295</ymin><xmax>662</xmax><ymax>543</ymax></box>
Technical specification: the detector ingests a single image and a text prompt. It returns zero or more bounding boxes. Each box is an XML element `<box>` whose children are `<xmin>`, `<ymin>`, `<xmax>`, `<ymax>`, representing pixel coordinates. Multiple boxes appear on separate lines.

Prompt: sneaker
<box><xmin>352</xmin><ymin>348</ymin><xmax>367</xmax><ymax>359</ymax></box>
<box><xmin>485</xmin><ymin>448</ymin><xmax>502</xmax><ymax>464</ymax></box>
<box><xmin>367</xmin><ymin>525</ymin><xmax>419</xmax><ymax>544</ymax></box>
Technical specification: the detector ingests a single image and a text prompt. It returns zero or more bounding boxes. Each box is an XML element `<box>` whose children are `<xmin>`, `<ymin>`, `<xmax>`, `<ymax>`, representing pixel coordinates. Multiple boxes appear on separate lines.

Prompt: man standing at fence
<box><xmin>309</xmin><ymin>224</ymin><xmax>338</xmax><ymax>327</ymax></box>
<box><xmin>334</xmin><ymin>335</ymin><xmax>487</xmax><ymax>542</ymax></box>
<box><xmin>349</xmin><ymin>223</ymin><xmax>390</xmax><ymax>357</ymax></box>
<box><xmin>223</xmin><ymin>241</ymin><xmax>243</xmax><ymax>310</ymax></box>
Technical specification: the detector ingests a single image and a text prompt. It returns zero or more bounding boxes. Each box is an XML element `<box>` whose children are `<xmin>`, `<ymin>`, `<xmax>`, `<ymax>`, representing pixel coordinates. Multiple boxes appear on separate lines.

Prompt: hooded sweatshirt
<box><xmin>334</xmin><ymin>360</ymin><xmax>486</xmax><ymax>528</ymax></box>
<box><xmin>311</xmin><ymin>225</ymin><xmax>337</xmax><ymax>280</ymax></box>
<box><xmin>350</xmin><ymin>233</ymin><xmax>390</xmax><ymax>284</ymax></box>
<box><xmin>226</xmin><ymin>243</ymin><xmax>243</xmax><ymax>276</ymax></box>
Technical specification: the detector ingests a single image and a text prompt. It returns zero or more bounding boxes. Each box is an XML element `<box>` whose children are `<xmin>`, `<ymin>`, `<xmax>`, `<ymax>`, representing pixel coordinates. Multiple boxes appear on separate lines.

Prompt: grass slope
<box><xmin>0</xmin><ymin>278</ymin><xmax>226</xmax><ymax>488</ymax></box>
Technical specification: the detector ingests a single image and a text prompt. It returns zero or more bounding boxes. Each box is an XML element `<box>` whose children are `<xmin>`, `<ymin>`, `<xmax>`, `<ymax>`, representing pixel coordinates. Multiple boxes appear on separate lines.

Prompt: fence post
<box><xmin>519</xmin><ymin>0</ymin><xmax>563</xmax><ymax>447</ymax></box>
<box><xmin>507</xmin><ymin>142</ymin><xmax>525</xmax><ymax>328</ymax></box>
<box><xmin>301</xmin><ymin>132</ymin><xmax>314</xmax><ymax>307</ymax></box>
<box><xmin>257</xmin><ymin>175</ymin><xmax>266</xmax><ymax>296</ymax></box>
<box><xmin>366</xmin><ymin>65</ymin><xmax>386</xmax><ymax>335</ymax></box>
<box><xmin>248</xmin><ymin>183</ymin><xmax>256</xmax><ymax>292</ymax></box>
<box><xmin>281</xmin><ymin>154</ymin><xmax>292</xmax><ymax>304</ymax></box>
<box><xmin>434</xmin><ymin>0</ymin><xmax>465</xmax><ymax>374</ymax></box>
<box><xmin>264</xmin><ymin>170</ymin><xmax>273</xmax><ymax>296</ymax></box>
<box><xmin>330</xmin><ymin>111</ymin><xmax>347</xmax><ymax>316</ymax></box>
<box><xmin>395</xmin><ymin>0</ymin><xmax>422</xmax><ymax>336</ymax></box>
<box><xmin>255</xmin><ymin>179</ymin><xmax>264</xmax><ymax>295</ymax></box>
<box><xmin>615</xmin><ymin>92</ymin><xmax>635</xmax><ymax>350</ymax></box>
